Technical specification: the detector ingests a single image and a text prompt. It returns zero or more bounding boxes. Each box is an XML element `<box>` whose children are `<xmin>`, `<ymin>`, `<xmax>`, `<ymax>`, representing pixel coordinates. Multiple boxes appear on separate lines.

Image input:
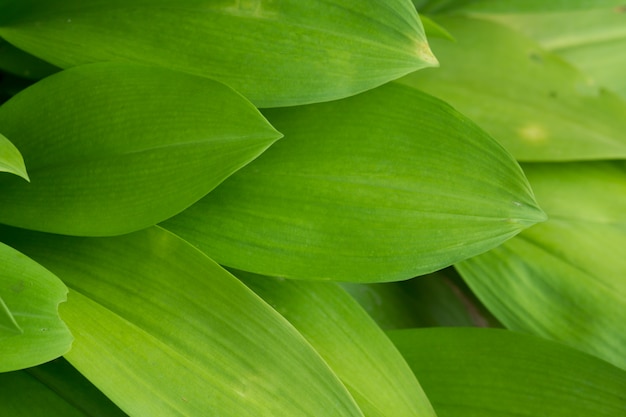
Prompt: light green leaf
<box><xmin>0</xmin><ymin>62</ymin><xmax>281</xmax><ymax>236</ymax></box>
<box><xmin>0</xmin><ymin>241</ymin><xmax>72</xmax><ymax>372</ymax></box>
<box><xmin>1</xmin><ymin>225</ymin><xmax>363</xmax><ymax>417</ymax></box>
<box><xmin>397</xmin><ymin>16</ymin><xmax>626</xmax><ymax>161</ymax></box>
<box><xmin>0</xmin><ymin>359</ymin><xmax>127</xmax><ymax>417</ymax></box>
<box><xmin>0</xmin><ymin>0</ymin><xmax>437</xmax><ymax>107</ymax></box>
<box><xmin>456</xmin><ymin>161</ymin><xmax>626</xmax><ymax>370</ymax></box>
<box><xmin>0</xmin><ymin>38</ymin><xmax>59</xmax><ymax>79</ymax></box>
<box><xmin>164</xmin><ymin>82</ymin><xmax>545</xmax><ymax>282</ymax></box>
<box><xmin>420</xmin><ymin>15</ymin><xmax>455</xmax><ymax>41</ymax></box>
<box><xmin>234</xmin><ymin>269</ymin><xmax>437</xmax><ymax>417</ymax></box>
<box><xmin>390</xmin><ymin>327</ymin><xmax>626</xmax><ymax>417</ymax></box>
<box><xmin>0</xmin><ymin>132</ymin><xmax>28</xmax><ymax>181</ymax></box>
<box><xmin>464</xmin><ymin>5</ymin><xmax>626</xmax><ymax>100</ymax></box>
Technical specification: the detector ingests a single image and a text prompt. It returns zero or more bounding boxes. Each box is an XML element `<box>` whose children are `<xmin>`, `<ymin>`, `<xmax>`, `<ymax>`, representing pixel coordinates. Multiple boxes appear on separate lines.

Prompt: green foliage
<box><xmin>1</xmin><ymin>1</ymin><xmax>625</xmax><ymax>416</ymax></box>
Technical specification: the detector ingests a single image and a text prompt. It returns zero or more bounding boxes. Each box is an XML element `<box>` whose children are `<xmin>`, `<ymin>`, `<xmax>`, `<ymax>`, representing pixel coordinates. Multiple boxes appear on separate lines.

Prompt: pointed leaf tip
<box><xmin>0</xmin><ymin>133</ymin><xmax>30</xmax><ymax>182</ymax></box>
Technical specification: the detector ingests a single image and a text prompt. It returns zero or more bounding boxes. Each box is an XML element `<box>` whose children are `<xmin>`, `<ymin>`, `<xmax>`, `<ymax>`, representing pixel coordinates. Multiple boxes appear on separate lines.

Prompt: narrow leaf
<box><xmin>235</xmin><ymin>270</ymin><xmax>437</xmax><ymax>417</ymax></box>
<box><xmin>456</xmin><ymin>161</ymin><xmax>626</xmax><ymax>370</ymax></box>
<box><xmin>0</xmin><ymin>358</ymin><xmax>127</xmax><ymax>417</ymax></box>
<box><xmin>0</xmin><ymin>63</ymin><xmax>281</xmax><ymax>236</ymax></box>
<box><xmin>0</xmin><ymin>0</ymin><xmax>437</xmax><ymax>107</ymax></box>
<box><xmin>0</xmin><ymin>241</ymin><xmax>72</xmax><ymax>372</ymax></box>
<box><xmin>0</xmin><ymin>132</ymin><xmax>28</xmax><ymax>181</ymax></box>
<box><xmin>164</xmin><ymin>83</ymin><xmax>545</xmax><ymax>282</ymax></box>
<box><xmin>397</xmin><ymin>16</ymin><xmax>626</xmax><ymax>161</ymax></box>
<box><xmin>1</xmin><ymin>226</ymin><xmax>363</xmax><ymax>417</ymax></box>
<box><xmin>390</xmin><ymin>327</ymin><xmax>626</xmax><ymax>417</ymax></box>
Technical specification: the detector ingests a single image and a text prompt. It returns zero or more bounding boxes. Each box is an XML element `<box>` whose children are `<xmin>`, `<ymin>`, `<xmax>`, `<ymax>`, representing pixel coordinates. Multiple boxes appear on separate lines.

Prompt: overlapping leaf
<box><xmin>390</xmin><ymin>327</ymin><xmax>626</xmax><ymax>417</ymax></box>
<box><xmin>0</xmin><ymin>359</ymin><xmax>127</xmax><ymax>417</ymax></box>
<box><xmin>0</xmin><ymin>38</ymin><xmax>58</xmax><ymax>79</ymax></box>
<box><xmin>0</xmin><ymin>241</ymin><xmax>72</xmax><ymax>372</ymax></box>
<box><xmin>235</xmin><ymin>270</ymin><xmax>437</xmax><ymax>417</ymax></box>
<box><xmin>0</xmin><ymin>132</ymin><xmax>28</xmax><ymax>181</ymax></box>
<box><xmin>164</xmin><ymin>82</ymin><xmax>545</xmax><ymax>282</ymax></box>
<box><xmin>397</xmin><ymin>16</ymin><xmax>626</xmax><ymax>161</ymax></box>
<box><xmin>1</xmin><ymin>225</ymin><xmax>363</xmax><ymax>417</ymax></box>
<box><xmin>456</xmin><ymin>161</ymin><xmax>626</xmax><ymax>370</ymax></box>
<box><xmin>0</xmin><ymin>0</ymin><xmax>437</xmax><ymax>107</ymax></box>
<box><xmin>461</xmin><ymin>3</ymin><xmax>626</xmax><ymax>100</ymax></box>
<box><xmin>0</xmin><ymin>62</ymin><xmax>281</xmax><ymax>236</ymax></box>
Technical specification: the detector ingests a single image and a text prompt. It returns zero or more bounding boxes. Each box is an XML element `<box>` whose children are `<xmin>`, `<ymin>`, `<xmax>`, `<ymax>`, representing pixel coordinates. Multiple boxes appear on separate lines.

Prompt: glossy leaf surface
<box><xmin>0</xmin><ymin>63</ymin><xmax>281</xmax><ymax>236</ymax></box>
<box><xmin>457</xmin><ymin>162</ymin><xmax>626</xmax><ymax>370</ymax></box>
<box><xmin>0</xmin><ymin>132</ymin><xmax>28</xmax><ymax>181</ymax></box>
<box><xmin>235</xmin><ymin>270</ymin><xmax>437</xmax><ymax>417</ymax></box>
<box><xmin>1</xmin><ymin>226</ymin><xmax>363</xmax><ymax>417</ymax></box>
<box><xmin>0</xmin><ymin>359</ymin><xmax>127</xmax><ymax>417</ymax></box>
<box><xmin>0</xmin><ymin>0</ymin><xmax>437</xmax><ymax>107</ymax></box>
<box><xmin>0</xmin><ymin>241</ymin><xmax>71</xmax><ymax>372</ymax></box>
<box><xmin>164</xmin><ymin>83</ymin><xmax>545</xmax><ymax>282</ymax></box>
<box><xmin>397</xmin><ymin>16</ymin><xmax>626</xmax><ymax>161</ymax></box>
<box><xmin>390</xmin><ymin>327</ymin><xmax>626</xmax><ymax>417</ymax></box>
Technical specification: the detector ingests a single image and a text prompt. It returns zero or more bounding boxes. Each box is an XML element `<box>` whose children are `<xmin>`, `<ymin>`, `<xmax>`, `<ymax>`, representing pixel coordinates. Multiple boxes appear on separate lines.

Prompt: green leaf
<box><xmin>1</xmin><ymin>225</ymin><xmax>364</xmax><ymax>417</ymax></box>
<box><xmin>397</xmin><ymin>16</ymin><xmax>626</xmax><ymax>161</ymax></box>
<box><xmin>0</xmin><ymin>38</ymin><xmax>59</xmax><ymax>79</ymax></box>
<box><xmin>0</xmin><ymin>132</ymin><xmax>28</xmax><ymax>181</ymax></box>
<box><xmin>0</xmin><ymin>0</ymin><xmax>437</xmax><ymax>107</ymax></box>
<box><xmin>0</xmin><ymin>359</ymin><xmax>127</xmax><ymax>417</ymax></box>
<box><xmin>464</xmin><ymin>5</ymin><xmax>626</xmax><ymax>100</ymax></box>
<box><xmin>163</xmin><ymin>82</ymin><xmax>545</xmax><ymax>282</ymax></box>
<box><xmin>234</xmin><ymin>270</ymin><xmax>437</xmax><ymax>417</ymax></box>
<box><xmin>0</xmin><ymin>62</ymin><xmax>281</xmax><ymax>236</ymax></box>
<box><xmin>0</xmin><ymin>241</ymin><xmax>72</xmax><ymax>372</ymax></box>
<box><xmin>456</xmin><ymin>161</ymin><xmax>626</xmax><ymax>370</ymax></box>
<box><xmin>389</xmin><ymin>327</ymin><xmax>626</xmax><ymax>417</ymax></box>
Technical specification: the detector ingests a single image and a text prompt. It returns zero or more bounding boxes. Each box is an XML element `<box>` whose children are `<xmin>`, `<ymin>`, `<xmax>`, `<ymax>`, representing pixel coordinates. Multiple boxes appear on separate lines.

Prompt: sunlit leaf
<box><xmin>390</xmin><ymin>327</ymin><xmax>626</xmax><ymax>417</ymax></box>
<box><xmin>397</xmin><ymin>16</ymin><xmax>626</xmax><ymax>161</ymax></box>
<box><xmin>0</xmin><ymin>0</ymin><xmax>437</xmax><ymax>107</ymax></box>
<box><xmin>0</xmin><ymin>358</ymin><xmax>127</xmax><ymax>417</ymax></box>
<box><xmin>456</xmin><ymin>161</ymin><xmax>626</xmax><ymax>370</ymax></box>
<box><xmin>0</xmin><ymin>241</ymin><xmax>71</xmax><ymax>372</ymax></box>
<box><xmin>0</xmin><ymin>62</ymin><xmax>281</xmax><ymax>236</ymax></box>
<box><xmin>0</xmin><ymin>132</ymin><xmax>28</xmax><ymax>181</ymax></box>
<box><xmin>1</xmin><ymin>225</ymin><xmax>364</xmax><ymax>417</ymax></box>
<box><xmin>234</xmin><ymin>270</ymin><xmax>437</xmax><ymax>417</ymax></box>
<box><xmin>164</xmin><ymin>83</ymin><xmax>545</xmax><ymax>282</ymax></box>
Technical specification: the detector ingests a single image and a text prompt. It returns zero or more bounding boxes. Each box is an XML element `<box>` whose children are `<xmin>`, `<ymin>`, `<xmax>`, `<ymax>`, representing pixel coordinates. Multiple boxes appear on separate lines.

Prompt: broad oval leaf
<box><xmin>0</xmin><ymin>241</ymin><xmax>72</xmax><ymax>372</ymax></box>
<box><xmin>0</xmin><ymin>132</ymin><xmax>28</xmax><ymax>181</ymax></box>
<box><xmin>0</xmin><ymin>0</ymin><xmax>437</xmax><ymax>107</ymax></box>
<box><xmin>164</xmin><ymin>83</ymin><xmax>546</xmax><ymax>282</ymax></box>
<box><xmin>0</xmin><ymin>359</ymin><xmax>127</xmax><ymax>417</ymax></box>
<box><xmin>390</xmin><ymin>327</ymin><xmax>626</xmax><ymax>417</ymax></box>
<box><xmin>234</xmin><ymin>270</ymin><xmax>437</xmax><ymax>417</ymax></box>
<box><xmin>456</xmin><ymin>161</ymin><xmax>626</xmax><ymax>370</ymax></box>
<box><xmin>0</xmin><ymin>62</ymin><xmax>281</xmax><ymax>236</ymax></box>
<box><xmin>1</xmin><ymin>226</ymin><xmax>364</xmax><ymax>417</ymax></box>
<box><xmin>397</xmin><ymin>16</ymin><xmax>626</xmax><ymax>161</ymax></box>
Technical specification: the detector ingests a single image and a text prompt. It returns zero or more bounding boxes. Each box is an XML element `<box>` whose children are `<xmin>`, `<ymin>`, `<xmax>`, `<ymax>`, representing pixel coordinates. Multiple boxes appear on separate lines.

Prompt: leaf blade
<box><xmin>0</xmin><ymin>132</ymin><xmax>28</xmax><ymax>181</ymax></box>
<box><xmin>0</xmin><ymin>0</ymin><xmax>437</xmax><ymax>107</ymax></box>
<box><xmin>164</xmin><ymin>83</ymin><xmax>545</xmax><ymax>282</ymax></box>
<box><xmin>0</xmin><ymin>62</ymin><xmax>281</xmax><ymax>236</ymax></box>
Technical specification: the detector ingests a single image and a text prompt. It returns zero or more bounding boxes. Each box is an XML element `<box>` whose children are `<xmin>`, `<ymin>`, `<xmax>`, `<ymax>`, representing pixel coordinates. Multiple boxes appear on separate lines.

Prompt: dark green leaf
<box><xmin>0</xmin><ymin>0</ymin><xmax>437</xmax><ymax>107</ymax></box>
<box><xmin>0</xmin><ymin>359</ymin><xmax>127</xmax><ymax>417</ymax></box>
<box><xmin>164</xmin><ymin>83</ymin><xmax>545</xmax><ymax>282</ymax></box>
<box><xmin>390</xmin><ymin>327</ymin><xmax>626</xmax><ymax>417</ymax></box>
<box><xmin>0</xmin><ymin>38</ymin><xmax>59</xmax><ymax>79</ymax></box>
<box><xmin>0</xmin><ymin>63</ymin><xmax>281</xmax><ymax>236</ymax></box>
